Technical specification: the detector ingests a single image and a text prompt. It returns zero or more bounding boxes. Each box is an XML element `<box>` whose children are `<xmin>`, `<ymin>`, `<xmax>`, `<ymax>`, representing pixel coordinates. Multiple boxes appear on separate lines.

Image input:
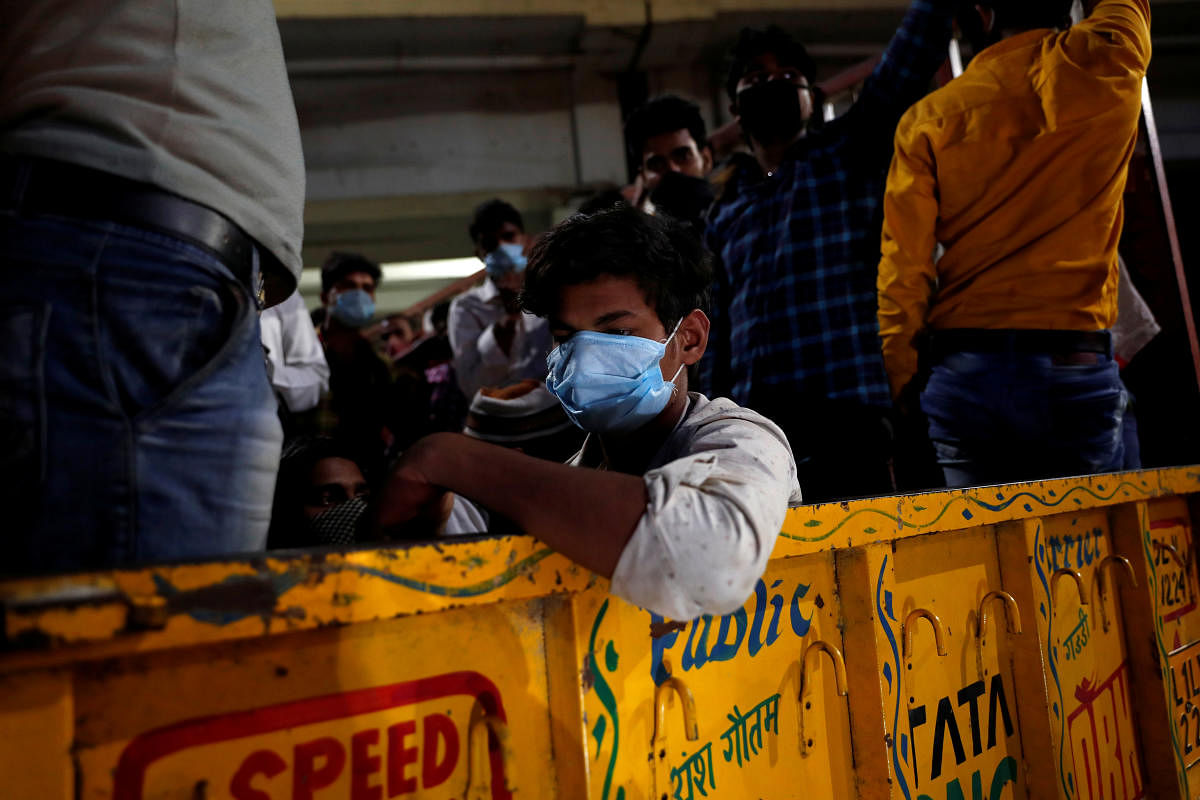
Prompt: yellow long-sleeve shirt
<box><xmin>877</xmin><ymin>0</ymin><xmax>1151</xmax><ymax>399</ymax></box>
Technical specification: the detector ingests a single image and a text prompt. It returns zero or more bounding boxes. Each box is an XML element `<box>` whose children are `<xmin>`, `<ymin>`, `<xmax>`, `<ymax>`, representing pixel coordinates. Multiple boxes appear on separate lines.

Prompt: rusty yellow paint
<box><xmin>0</xmin><ymin>466</ymin><xmax>1197</xmax><ymax>798</ymax></box>
<box><xmin>777</xmin><ymin>468</ymin><xmax>1198</xmax><ymax>552</ymax></box>
<box><xmin>0</xmin><ymin>669</ymin><xmax>73</xmax><ymax>800</ymax></box>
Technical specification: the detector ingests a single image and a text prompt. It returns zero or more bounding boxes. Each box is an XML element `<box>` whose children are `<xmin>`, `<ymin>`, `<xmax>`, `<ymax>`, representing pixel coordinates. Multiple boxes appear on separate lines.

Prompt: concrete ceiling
<box><xmin>279</xmin><ymin>0</ymin><xmax>1200</xmax><ymax>313</ymax></box>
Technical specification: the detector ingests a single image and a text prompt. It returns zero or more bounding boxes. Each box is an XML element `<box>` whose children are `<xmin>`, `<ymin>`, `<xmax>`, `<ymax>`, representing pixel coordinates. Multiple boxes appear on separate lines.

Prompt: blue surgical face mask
<box><xmin>331</xmin><ymin>288</ymin><xmax>375</xmax><ymax>328</ymax></box>
<box><xmin>485</xmin><ymin>241</ymin><xmax>527</xmax><ymax>278</ymax></box>
<box><xmin>545</xmin><ymin>319</ymin><xmax>686</xmax><ymax>434</ymax></box>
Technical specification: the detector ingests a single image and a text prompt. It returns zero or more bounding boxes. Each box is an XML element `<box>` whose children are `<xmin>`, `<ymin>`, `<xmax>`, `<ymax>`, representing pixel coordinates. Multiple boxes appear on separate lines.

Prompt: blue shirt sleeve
<box><xmin>839</xmin><ymin>0</ymin><xmax>955</xmax><ymax>155</ymax></box>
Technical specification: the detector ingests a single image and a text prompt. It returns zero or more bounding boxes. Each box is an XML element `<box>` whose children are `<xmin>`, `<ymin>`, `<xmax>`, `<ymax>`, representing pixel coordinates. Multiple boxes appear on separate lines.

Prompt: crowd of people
<box><xmin>1</xmin><ymin>0</ymin><xmax>1155</xmax><ymax>620</ymax></box>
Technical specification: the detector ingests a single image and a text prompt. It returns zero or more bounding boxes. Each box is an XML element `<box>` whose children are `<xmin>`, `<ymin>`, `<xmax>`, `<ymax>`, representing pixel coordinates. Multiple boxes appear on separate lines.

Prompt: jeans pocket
<box><xmin>0</xmin><ymin>303</ymin><xmax>49</xmax><ymax>511</ymax></box>
<box><xmin>98</xmin><ymin>254</ymin><xmax>251</xmax><ymax>419</ymax></box>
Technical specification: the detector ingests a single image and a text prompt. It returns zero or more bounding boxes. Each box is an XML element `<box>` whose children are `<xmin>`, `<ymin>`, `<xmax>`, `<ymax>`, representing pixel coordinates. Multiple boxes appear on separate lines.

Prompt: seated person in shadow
<box><xmin>375</xmin><ymin>207</ymin><xmax>802</xmax><ymax>621</ymax></box>
<box><xmin>267</xmin><ymin>436</ymin><xmax>374</xmax><ymax>549</ymax></box>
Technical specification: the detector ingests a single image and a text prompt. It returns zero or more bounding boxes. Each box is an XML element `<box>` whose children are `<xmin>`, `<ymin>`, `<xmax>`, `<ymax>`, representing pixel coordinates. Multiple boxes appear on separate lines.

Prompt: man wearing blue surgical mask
<box><xmin>318</xmin><ymin>252</ymin><xmax>405</xmax><ymax>473</ymax></box>
<box><xmin>448</xmin><ymin>199</ymin><xmax>553</xmax><ymax>399</ymax></box>
<box><xmin>375</xmin><ymin>207</ymin><xmax>802</xmax><ymax>622</ymax></box>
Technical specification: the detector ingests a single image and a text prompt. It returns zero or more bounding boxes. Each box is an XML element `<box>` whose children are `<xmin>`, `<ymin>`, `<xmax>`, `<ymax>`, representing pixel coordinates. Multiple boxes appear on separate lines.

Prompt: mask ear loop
<box><xmin>668</xmin><ymin>362</ymin><xmax>686</xmax><ymax>394</ymax></box>
<box><xmin>664</xmin><ymin>314</ymin><xmax>690</xmax><ymax>393</ymax></box>
<box><xmin>661</xmin><ymin>316</ymin><xmax>686</xmax><ymax>345</ymax></box>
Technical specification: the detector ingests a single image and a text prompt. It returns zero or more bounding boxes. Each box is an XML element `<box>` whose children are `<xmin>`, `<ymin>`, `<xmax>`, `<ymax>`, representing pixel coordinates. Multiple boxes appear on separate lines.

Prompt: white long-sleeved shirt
<box><xmin>572</xmin><ymin>393</ymin><xmax>802</xmax><ymax>621</ymax></box>
<box><xmin>447</xmin><ymin>280</ymin><xmax>552</xmax><ymax>399</ymax></box>
<box><xmin>260</xmin><ymin>291</ymin><xmax>330</xmax><ymax>413</ymax></box>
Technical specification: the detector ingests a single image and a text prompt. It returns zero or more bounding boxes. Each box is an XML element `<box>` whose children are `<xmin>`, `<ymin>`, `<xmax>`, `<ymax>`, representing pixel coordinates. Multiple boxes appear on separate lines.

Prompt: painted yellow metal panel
<box><xmin>1026</xmin><ymin>510</ymin><xmax>1147</xmax><ymax>800</ymax></box>
<box><xmin>72</xmin><ymin>599</ymin><xmax>556</xmax><ymax>799</ymax></box>
<box><xmin>876</xmin><ymin>529</ymin><xmax>1026</xmax><ymax>800</ymax></box>
<box><xmin>0</xmin><ymin>668</ymin><xmax>73</xmax><ymax>800</ymax></box>
<box><xmin>778</xmin><ymin>469</ymin><xmax>1197</xmax><ymax>552</ymax></box>
<box><xmin>0</xmin><ymin>537</ymin><xmax>593</xmax><ymax>669</ymax></box>
<box><xmin>576</xmin><ymin>552</ymin><xmax>853</xmax><ymax>800</ymax></box>
<box><xmin>1</xmin><ymin>467</ymin><xmax>1198</xmax><ymax>798</ymax></box>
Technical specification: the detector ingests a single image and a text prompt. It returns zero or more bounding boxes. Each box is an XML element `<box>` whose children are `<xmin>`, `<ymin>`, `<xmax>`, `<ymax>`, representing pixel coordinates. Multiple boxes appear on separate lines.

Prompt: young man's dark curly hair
<box><xmin>520</xmin><ymin>206</ymin><xmax>712</xmax><ymax>332</ymax></box>
<box><xmin>624</xmin><ymin>95</ymin><xmax>709</xmax><ymax>164</ymax></box>
<box><xmin>725</xmin><ymin>25</ymin><xmax>817</xmax><ymax>103</ymax></box>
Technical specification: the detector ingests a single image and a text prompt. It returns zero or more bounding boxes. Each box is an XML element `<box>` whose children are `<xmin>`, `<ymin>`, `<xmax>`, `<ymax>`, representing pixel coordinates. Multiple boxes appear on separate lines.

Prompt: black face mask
<box><xmin>736</xmin><ymin>79</ymin><xmax>806</xmax><ymax>146</ymax></box>
<box><xmin>649</xmin><ymin>171</ymin><xmax>715</xmax><ymax>225</ymax></box>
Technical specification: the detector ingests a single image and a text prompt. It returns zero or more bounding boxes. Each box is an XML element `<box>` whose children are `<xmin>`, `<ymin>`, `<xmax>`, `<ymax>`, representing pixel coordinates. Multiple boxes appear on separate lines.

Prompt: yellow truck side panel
<box><xmin>1</xmin><ymin>468</ymin><xmax>1198</xmax><ymax>799</ymax></box>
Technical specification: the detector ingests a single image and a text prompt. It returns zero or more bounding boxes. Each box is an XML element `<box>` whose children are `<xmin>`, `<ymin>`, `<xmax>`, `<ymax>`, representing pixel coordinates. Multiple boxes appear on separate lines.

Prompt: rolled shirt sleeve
<box><xmin>610</xmin><ymin>400</ymin><xmax>801</xmax><ymax>621</ymax></box>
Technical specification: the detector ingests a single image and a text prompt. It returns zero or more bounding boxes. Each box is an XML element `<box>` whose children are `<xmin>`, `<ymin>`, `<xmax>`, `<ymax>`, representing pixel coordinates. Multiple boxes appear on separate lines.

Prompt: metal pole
<box><xmin>1141</xmin><ymin>80</ymin><xmax>1200</xmax><ymax>392</ymax></box>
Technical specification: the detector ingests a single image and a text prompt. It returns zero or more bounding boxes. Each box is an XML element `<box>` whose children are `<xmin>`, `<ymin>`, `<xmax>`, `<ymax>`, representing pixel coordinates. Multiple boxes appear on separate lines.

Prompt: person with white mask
<box><xmin>375</xmin><ymin>207</ymin><xmax>801</xmax><ymax>621</ymax></box>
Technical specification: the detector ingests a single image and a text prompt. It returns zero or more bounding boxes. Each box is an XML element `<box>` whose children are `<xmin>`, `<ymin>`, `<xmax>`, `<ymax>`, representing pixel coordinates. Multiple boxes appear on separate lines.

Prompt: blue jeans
<box><xmin>920</xmin><ymin>349</ymin><xmax>1127</xmax><ymax>488</ymax></box>
<box><xmin>0</xmin><ymin>213</ymin><xmax>282</xmax><ymax>574</ymax></box>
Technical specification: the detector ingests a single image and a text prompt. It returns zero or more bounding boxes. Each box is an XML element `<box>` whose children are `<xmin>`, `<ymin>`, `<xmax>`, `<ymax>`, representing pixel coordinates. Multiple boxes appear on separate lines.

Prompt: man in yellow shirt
<box><xmin>877</xmin><ymin>0</ymin><xmax>1151</xmax><ymax>487</ymax></box>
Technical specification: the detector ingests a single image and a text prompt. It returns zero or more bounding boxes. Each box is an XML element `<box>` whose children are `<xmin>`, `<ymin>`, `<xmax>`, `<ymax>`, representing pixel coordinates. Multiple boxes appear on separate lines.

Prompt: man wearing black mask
<box><xmin>624</xmin><ymin>95</ymin><xmax>716</xmax><ymax>230</ymax></box>
<box><xmin>700</xmin><ymin>7</ymin><xmax>956</xmax><ymax>502</ymax></box>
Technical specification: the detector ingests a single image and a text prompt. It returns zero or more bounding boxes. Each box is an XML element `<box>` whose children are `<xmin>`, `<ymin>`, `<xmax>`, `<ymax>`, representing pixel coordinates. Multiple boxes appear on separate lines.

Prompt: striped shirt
<box><xmin>702</xmin><ymin>0</ymin><xmax>954</xmax><ymax>410</ymax></box>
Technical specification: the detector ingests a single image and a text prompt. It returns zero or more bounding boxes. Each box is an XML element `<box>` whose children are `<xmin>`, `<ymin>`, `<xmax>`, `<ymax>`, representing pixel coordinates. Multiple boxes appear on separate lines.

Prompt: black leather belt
<box><xmin>928</xmin><ymin>328</ymin><xmax>1112</xmax><ymax>359</ymax></box>
<box><xmin>1</xmin><ymin>155</ymin><xmax>260</xmax><ymax>299</ymax></box>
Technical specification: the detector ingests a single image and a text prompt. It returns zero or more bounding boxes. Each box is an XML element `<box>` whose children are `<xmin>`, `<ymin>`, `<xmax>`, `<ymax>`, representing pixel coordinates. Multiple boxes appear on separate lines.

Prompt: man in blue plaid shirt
<box><xmin>702</xmin><ymin>2</ymin><xmax>955</xmax><ymax>502</ymax></box>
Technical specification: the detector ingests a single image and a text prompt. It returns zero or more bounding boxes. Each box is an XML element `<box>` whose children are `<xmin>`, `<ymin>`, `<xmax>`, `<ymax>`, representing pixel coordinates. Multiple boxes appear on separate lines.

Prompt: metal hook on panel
<box><xmin>1091</xmin><ymin>555</ymin><xmax>1138</xmax><ymax>634</ymax></box>
<box><xmin>1051</xmin><ymin>568</ymin><xmax>1089</xmax><ymax>614</ymax></box>
<box><xmin>798</xmin><ymin>640</ymin><xmax>848</xmax><ymax>757</ymax></box>
<box><xmin>651</xmin><ymin>657</ymin><xmax>699</xmax><ymax>746</ymax></box>
<box><xmin>464</xmin><ymin>702</ymin><xmax>514</xmax><ymax>800</ymax></box>
<box><xmin>1154</xmin><ymin>541</ymin><xmax>1195</xmax><ymax>603</ymax></box>
<box><xmin>975</xmin><ymin>591</ymin><xmax>1022</xmax><ymax>678</ymax></box>
<box><xmin>903</xmin><ymin>608</ymin><xmax>949</xmax><ymax>661</ymax></box>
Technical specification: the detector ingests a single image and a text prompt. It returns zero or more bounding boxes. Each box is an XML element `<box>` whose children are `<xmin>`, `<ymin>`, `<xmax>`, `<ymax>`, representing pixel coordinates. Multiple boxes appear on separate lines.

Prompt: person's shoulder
<box><xmin>680</xmin><ymin>394</ymin><xmax>790</xmax><ymax>449</ymax></box>
<box><xmin>900</xmin><ymin>80</ymin><xmax>968</xmax><ymax>128</ymax></box>
<box><xmin>893</xmin><ymin>68</ymin><xmax>1010</xmax><ymax>145</ymax></box>
<box><xmin>669</xmin><ymin>393</ymin><xmax>803</xmax><ymax>504</ymax></box>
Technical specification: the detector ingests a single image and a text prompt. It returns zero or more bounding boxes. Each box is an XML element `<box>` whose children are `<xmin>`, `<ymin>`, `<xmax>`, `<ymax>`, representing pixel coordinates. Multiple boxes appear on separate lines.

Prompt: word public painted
<box><xmin>1062</xmin><ymin>608</ymin><xmax>1091</xmax><ymax>661</ymax></box>
<box><xmin>668</xmin><ymin>691</ymin><xmax>782</xmax><ymax>800</ymax></box>
<box><xmin>651</xmin><ymin>578</ymin><xmax>815</xmax><ymax>684</ymax></box>
<box><xmin>230</xmin><ymin>712</ymin><xmax>458</xmax><ymax>800</ymax></box>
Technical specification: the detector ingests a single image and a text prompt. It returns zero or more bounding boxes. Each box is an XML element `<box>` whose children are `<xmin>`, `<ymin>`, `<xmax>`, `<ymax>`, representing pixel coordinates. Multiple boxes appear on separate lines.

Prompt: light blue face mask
<box><xmin>485</xmin><ymin>241</ymin><xmax>528</xmax><ymax>278</ymax></box>
<box><xmin>330</xmin><ymin>288</ymin><xmax>375</xmax><ymax>328</ymax></box>
<box><xmin>545</xmin><ymin>319</ymin><xmax>685</xmax><ymax>434</ymax></box>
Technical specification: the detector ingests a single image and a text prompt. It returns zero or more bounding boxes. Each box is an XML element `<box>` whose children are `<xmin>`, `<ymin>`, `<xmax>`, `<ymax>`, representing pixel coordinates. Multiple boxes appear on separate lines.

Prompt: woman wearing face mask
<box><xmin>374</xmin><ymin>208</ymin><xmax>802</xmax><ymax>622</ymax></box>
